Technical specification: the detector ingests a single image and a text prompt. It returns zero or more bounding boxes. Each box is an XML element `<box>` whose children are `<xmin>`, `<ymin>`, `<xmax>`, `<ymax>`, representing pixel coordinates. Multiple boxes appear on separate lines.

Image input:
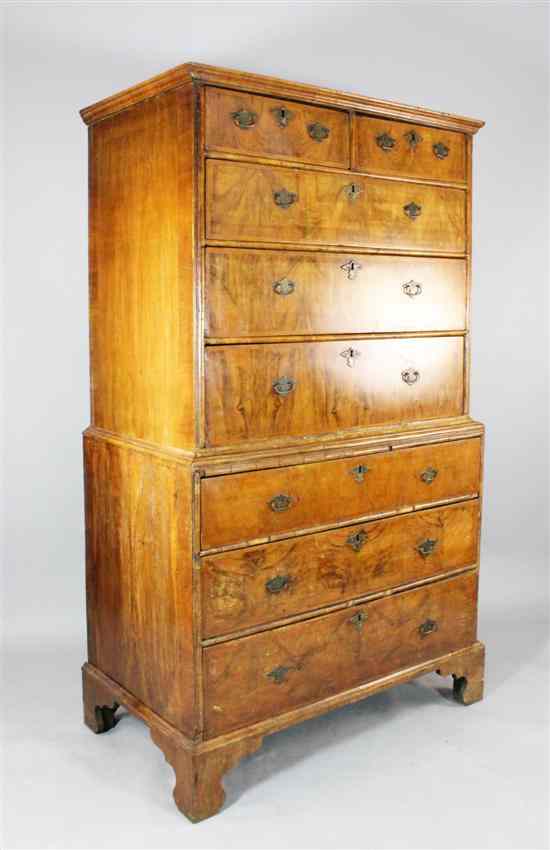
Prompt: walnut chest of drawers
<box><xmin>80</xmin><ymin>63</ymin><xmax>486</xmax><ymax>822</ymax></box>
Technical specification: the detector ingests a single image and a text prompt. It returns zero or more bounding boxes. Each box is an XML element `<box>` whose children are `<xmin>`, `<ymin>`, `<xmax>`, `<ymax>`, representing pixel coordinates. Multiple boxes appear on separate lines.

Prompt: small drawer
<box><xmin>205</xmin><ymin>248</ymin><xmax>467</xmax><ymax>338</ymax></box>
<box><xmin>201</xmin><ymin>500</ymin><xmax>480</xmax><ymax>638</ymax></box>
<box><xmin>200</xmin><ymin>438</ymin><xmax>481</xmax><ymax>550</ymax></box>
<box><xmin>205</xmin><ymin>336</ymin><xmax>464</xmax><ymax>447</ymax></box>
<box><xmin>206</xmin><ymin>160</ymin><xmax>466</xmax><ymax>253</ymax></box>
<box><xmin>204</xmin><ymin>87</ymin><xmax>350</xmax><ymax>168</ymax></box>
<box><xmin>203</xmin><ymin>570</ymin><xmax>478</xmax><ymax>735</ymax></box>
<box><xmin>355</xmin><ymin>115</ymin><xmax>466</xmax><ymax>183</ymax></box>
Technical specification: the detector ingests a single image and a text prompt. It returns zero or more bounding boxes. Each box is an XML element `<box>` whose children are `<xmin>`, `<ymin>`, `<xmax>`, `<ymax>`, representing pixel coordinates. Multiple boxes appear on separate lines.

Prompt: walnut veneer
<box><xmin>80</xmin><ymin>63</ymin><xmax>485</xmax><ymax>821</ymax></box>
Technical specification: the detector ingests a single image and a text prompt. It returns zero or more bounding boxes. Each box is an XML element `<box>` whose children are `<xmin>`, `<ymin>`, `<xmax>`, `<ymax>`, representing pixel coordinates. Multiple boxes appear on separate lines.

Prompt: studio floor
<box><xmin>3</xmin><ymin>555</ymin><xmax>549</xmax><ymax>850</ymax></box>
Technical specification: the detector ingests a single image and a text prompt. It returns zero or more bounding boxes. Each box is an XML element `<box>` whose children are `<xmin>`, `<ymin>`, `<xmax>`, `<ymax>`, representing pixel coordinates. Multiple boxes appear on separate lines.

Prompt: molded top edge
<box><xmin>80</xmin><ymin>61</ymin><xmax>485</xmax><ymax>133</ymax></box>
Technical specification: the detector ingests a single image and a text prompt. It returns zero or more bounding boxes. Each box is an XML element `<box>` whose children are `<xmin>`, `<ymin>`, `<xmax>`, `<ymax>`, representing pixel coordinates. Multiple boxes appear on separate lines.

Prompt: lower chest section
<box><xmin>199</xmin><ymin>436</ymin><xmax>481</xmax><ymax>737</ymax></box>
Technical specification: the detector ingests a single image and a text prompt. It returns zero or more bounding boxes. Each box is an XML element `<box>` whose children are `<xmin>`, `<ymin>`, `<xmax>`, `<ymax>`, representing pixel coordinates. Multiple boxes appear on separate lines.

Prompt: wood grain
<box><xmin>200</xmin><ymin>437</ymin><xmax>481</xmax><ymax>549</ymax></box>
<box><xmin>84</xmin><ymin>434</ymin><xmax>197</xmax><ymax>736</ymax></box>
<box><xmin>201</xmin><ymin>500</ymin><xmax>479</xmax><ymax>637</ymax></box>
<box><xmin>89</xmin><ymin>86</ymin><xmax>196</xmax><ymax>450</ymax></box>
<box><xmin>206</xmin><ymin>160</ymin><xmax>466</xmax><ymax>252</ymax></box>
<box><xmin>205</xmin><ymin>336</ymin><xmax>464</xmax><ymax>446</ymax></box>
<box><xmin>205</xmin><ymin>249</ymin><xmax>467</xmax><ymax>338</ymax></box>
<box><xmin>204</xmin><ymin>86</ymin><xmax>350</xmax><ymax>167</ymax></box>
<box><xmin>204</xmin><ymin>570</ymin><xmax>478</xmax><ymax>735</ymax></box>
<box><xmin>354</xmin><ymin>115</ymin><xmax>466</xmax><ymax>183</ymax></box>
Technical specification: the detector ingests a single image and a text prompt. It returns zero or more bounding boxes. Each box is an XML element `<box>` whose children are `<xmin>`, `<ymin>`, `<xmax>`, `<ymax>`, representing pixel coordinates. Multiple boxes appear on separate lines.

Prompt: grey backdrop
<box><xmin>3</xmin><ymin>3</ymin><xmax>549</xmax><ymax>849</ymax></box>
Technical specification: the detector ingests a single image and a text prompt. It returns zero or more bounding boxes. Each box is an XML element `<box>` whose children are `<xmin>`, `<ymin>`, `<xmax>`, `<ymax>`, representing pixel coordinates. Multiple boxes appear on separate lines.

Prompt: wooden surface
<box><xmin>83</xmin><ymin>639</ymin><xmax>485</xmax><ymax>820</ymax></box>
<box><xmin>205</xmin><ymin>249</ymin><xmax>467</xmax><ymax>338</ymax></box>
<box><xmin>201</xmin><ymin>499</ymin><xmax>479</xmax><ymax>638</ymax></box>
<box><xmin>84</xmin><ymin>435</ymin><xmax>197</xmax><ymax>735</ymax></box>
<box><xmin>354</xmin><ymin>115</ymin><xmax>466</xmax><ymax>182</ymax></box>
<box><xmin>204</xmin><ymin>570</ymin><xmax>478</xmax><ymax>735</ymax></box>
<box><xmin>204</xmin><ymin>86</ymin><xmax>350</xmax><ymax>167</ymax></box>
<box><xmin>205</xmin><ymin>336</ymin><xmax>464</xmax><ymax>446</ymax></box>
<box><xmin>81</xmin><ymin>63</ymin><xmax>485</xmax><ymax>821</ymax></box>
<box><xmin>200</xmin><ymin>437</ymin><xmax>481</xmax><ymax>549</ymax></box>
<box><xmin>206</xmin><ymin>160</ymin><xmax>466</xmax><ymax>252</ymax></box>
<box><xmin>89</xmin><ymin>86</ymin><xmax>196</xmax><ymax>450</ymax></box>
<box><xmin>81</xmin><ymin>63</ymin><xmax>484</xmax><ymax>134</ymax></box>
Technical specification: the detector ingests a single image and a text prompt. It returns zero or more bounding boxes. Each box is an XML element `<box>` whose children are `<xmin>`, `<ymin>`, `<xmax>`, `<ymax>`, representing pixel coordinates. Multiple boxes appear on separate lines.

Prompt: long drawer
<box><xmin>200</xmin><ymin>438</ymin><xmax>481</xmax><ymax>550</ymax></box>
<box><xmin>201</xmin><ymin>500</ymin><xmax>480</xmax><ymax>638</ymax></box>
<box><xmin>203</xmin><ymin>570</ymin><xmax>478</xmax><ymax>736</ymax></box>
<box><xmin>204</xmin><ymin>86</ymin><xmax>350</xmax><ymax>168</ymax></box>
<box><xmin>205</xmin><ymin>249</ymin><xmax>467</xmax><ymax>338</ymax></box>
<box><xmin>205</xmin><ymin>336</ymin><xmax>464</xmax><ymax>447</ymax></box>
<box><xmin>206</xmin><ymin>160</ymin><xmax>466</xmax><ymax>252</ymax></box>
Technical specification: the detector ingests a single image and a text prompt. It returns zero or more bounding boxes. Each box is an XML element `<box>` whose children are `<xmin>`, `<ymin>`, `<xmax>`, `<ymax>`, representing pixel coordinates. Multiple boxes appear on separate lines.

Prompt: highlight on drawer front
<box><xmin>200</xmin><ymin>438</ymin><xmax>482</xmax><ymax>550</ymax></box>
<box><xmin>206</xmin><ymin>160</ymin><xmax>467</xmax><ymax>252</ymax></box>
<box><xmin>205</xmin><ymin>336</ymin><xmax>464</xmax><ymax>446</ymax></box>
<box><xmin>201</xmin><ymin>499</ymin><xmax>480</xmax><ymax>638</ymax></box>
<box><xmin>203</xmin><ymin>570</ymin><xmax>478</xmax><ymax>736</ymax></box>
<box><xmin>205</xmin><ymin>249</ymin><xmax>467</xmax><ymax>338</ymax></box>
<box><xmin>204</xmin><ymin>86</ymin><xmax>350</xmax><ymax>168</ymax></box>
<box><xmin>354</xmin><ymin>115</ymin><xmax>467</xmax><ymax>183</ymax></box>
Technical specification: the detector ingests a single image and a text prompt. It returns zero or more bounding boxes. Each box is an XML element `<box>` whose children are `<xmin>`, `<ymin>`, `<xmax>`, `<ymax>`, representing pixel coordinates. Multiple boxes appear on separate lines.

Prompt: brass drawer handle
<box><xmin>344</xmin><ymin>182</ymin><xmax>363</xmax><ymax>201</ymax></box>
<box><xmin>376</xmin><ymin>131</ymin><xmax>396</xmax><ymax>151</ymax></box>
<box><xmin>271</xmin><ymin>106</ymin><xmax>294</xmax><ymax>127</ymax></box>
<box><xmin>401</xmin><ymin>368</ymin><xmax>420</xmax><ymax>385</ymax></box>
<box><xmin>268</xmin><ymin>493</ymin><xmax>293</xmax><ymax>512</ymax></box>
<box><xmin>231</xmin><ymin>108</ymin><xmax>257</xmax><ymax>129</ymax></box>
<box><xmin>402</xmin><ymin>280</ymin><xmax>422</xmax><ymax>298</ymax></box>
<box><xmin>274</xmin><ymin>188</ymin><xmax>297</xmax><ymax>209</ymax></box>
<box><xmin>340</xmin><ymin>259</ymin><xmax>362</xmax><ymax>280</ymax></box>
<box><xmin>273</xmin><ymin>278</ymin><xmax>296</xmax><ymax>296</ymax></box>
<box><xmin>350</xmin><ymin>464</ymin><xmax>369</xmax><ymax>483</ymax></box>
<box><xmin>349</xmin><ymin>611</ymin><xmax>368</xmax><ymax>631</ymax></box>
<box><xmin>405</xmin><ymin>129</ymin><xmax>422</xmax><ymax>149</ymax></box>
<box><xmin>340</xmin><ymin>347</ymin><xmax>361</xmax><ymax>368</ymax></box>
<box><xmin>308</xmin><ymin>122</ymin><xmax>330</xmax><ymax>142</ymax></box>
<box><xmin>416</xmin><ymin>538</ymin><xmax>438</xmax><ymax>558</ymax></box>
<box><xmin>347</xmin><ymin>530</ymin><xmax>368</xmax><ymax>552</ymax></box>
<box><xmin>419</xmin><ymin>619</ymin><xmax>438</xmax><ymax>637</ymax></box>
<box><xmin>404</xmin><ymin>201</ymin><xmax>422</xmax><ymax>220</ymax></box>
<box><xmin>265</xmin><ymin>574</ymin><xmax>291</xmax><ymax>594</ymax></box>
<box><xmin>267</xmin><ymin>664</ymin><xmax>297</xmax><ymax>684</ymax></box>
<box><xmin>420</xmin><ymin>466</ymin><xmax>438</xmax><ymax>484</ymax></box>
<box><xmin>272</xmin><ymin>376</ymin><xmax>296</xmax><ymax>396</ymax></box>
<box><xmin>433</xmin><ymin>141</ymin><xmax>449</xmax><ymax>159</ymax></box>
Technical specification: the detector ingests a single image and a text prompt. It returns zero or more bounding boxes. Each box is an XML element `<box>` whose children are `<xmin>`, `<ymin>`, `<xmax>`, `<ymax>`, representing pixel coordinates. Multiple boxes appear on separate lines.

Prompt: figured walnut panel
<box><xmin>205</xmin><ymin>248</ymin><xmax>467</xmax><ymax>337</ymax></box>
<box><xmin>206</xmin><ymin>160</ymin><xmax>466</xmax><ymax>252</ymax></box>
<box><xmin>204</xmin><ymin>86</ymin><xmax>350</xmax><ymax>167</ymax></box>
<box><xmin>205</xmin><ymin>336</ymin><xmax>464</xmax><ymax>446</ymax></box>
<box><xmin>200</xmin><ymin>437</ymin><xmax>481</xmax><ymax>549</ymax></box>
<box><xmin>84</xmin><ymin>436</ymin><xmax>197</xmax><ymax>735</ymax></box>
<box><xmin>89</xmin><ymin>86</ymin><xmax>196</xmax><ymax>450</ymax></box>
<box><xmin>355</xmin><ymin>115</ymin><xmax>466</xmax><ymax>183</ymax></box>
<box><xmin>204</xmin><ymin>570</ymin><xmax>478</xmax><ymax>735</ymax></box>
<box><xmin>201</xmin><ymin>499</ymin><xmax>480</xmax><ymax>637</ymax></box>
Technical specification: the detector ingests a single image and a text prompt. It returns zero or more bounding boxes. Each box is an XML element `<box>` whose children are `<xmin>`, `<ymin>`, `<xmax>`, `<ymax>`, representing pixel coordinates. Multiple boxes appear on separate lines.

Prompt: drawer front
<box><xmin>205</xmin><ymin>336</ymin><xmax>464</xmax><ymax>447</ymax></box>
<box><xmin>200</xmin><ymin>438</ymin><xmax>481</xmax><ymax>549</ymax></box>
<box><xmin>204</xmin><ymin>570</ymin><xmax>478</xmax><ymax>735</ymax></box>
<box><xmin>201</xmin><ymin>500</ymin><xmax>480</xmax><ymax>638</ymax></box>
<box><xmin>206</xmin><ymin>160</ymin><xmax>466</xmax><ymax>252</ymax></box>
<box><xmin>205</xmin><ymin>249</ymin><xmax>467</xmax><ymax>338</ymax></box>
<box><xmin>204</xmin><ymin>87</ymin><xmax>350</xmax><ymax>168</ymax></box>
<box><xmin>355</xmin><ymin>116</ymin><xmax>466</xmax><ymax>183</ymax></box>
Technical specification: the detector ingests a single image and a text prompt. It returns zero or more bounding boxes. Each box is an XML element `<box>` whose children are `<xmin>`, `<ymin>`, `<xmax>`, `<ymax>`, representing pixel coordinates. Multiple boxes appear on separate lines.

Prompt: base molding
<box><xmin>82</xmin><ymin>641</ymin><xmax>485</xmax><ymax>821</ymax></box>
